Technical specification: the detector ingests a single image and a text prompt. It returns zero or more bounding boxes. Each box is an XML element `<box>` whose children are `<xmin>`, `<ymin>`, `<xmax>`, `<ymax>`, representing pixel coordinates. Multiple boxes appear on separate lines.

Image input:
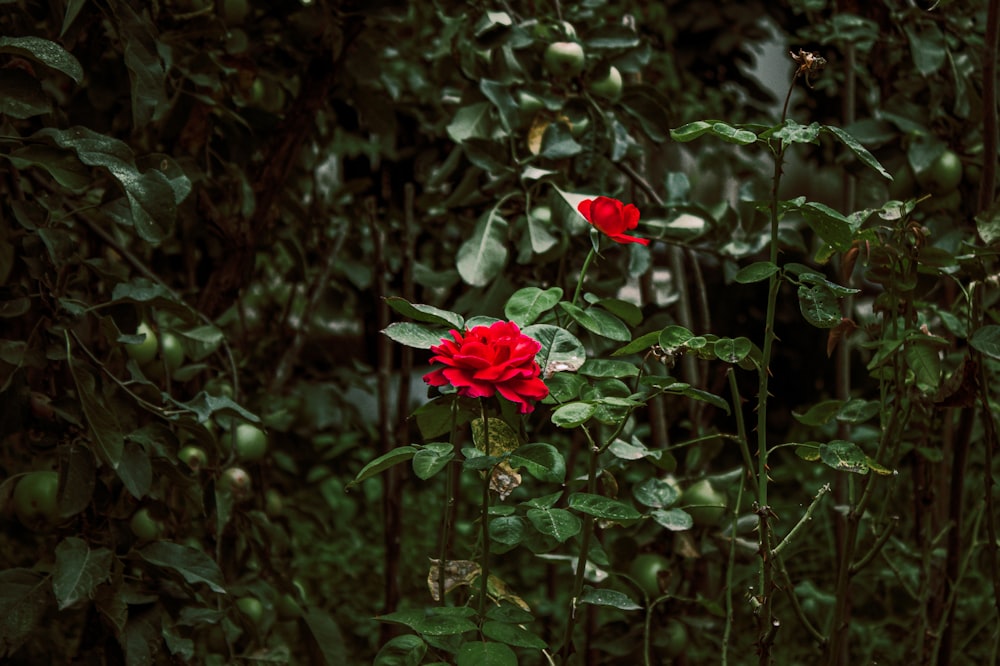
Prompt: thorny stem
<box><xmin>478</xmin><ymin>399</ymin><xmax>492</xmax><ymax>619</ymax></box>
<box><xmin>754</xmin><ymin>71</ymin><xmax>797</xmax><ymax>663</ymax></box>
<box><xmin>561</xmin><ymin>425</ymin><xmax>599</xmax><ymax>662</ymax></box>
<box><xmin>437</xmin><ymin>398</ymin><xmax>461</xmax><ymax>606</ymax></box>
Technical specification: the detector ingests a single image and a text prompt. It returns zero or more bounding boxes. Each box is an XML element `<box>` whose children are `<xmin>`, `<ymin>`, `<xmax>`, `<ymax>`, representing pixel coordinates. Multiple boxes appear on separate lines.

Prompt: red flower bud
<box><xmin>577</xmin><ymin>196</ymin><xmax>648</xmax><ymax>246</ymax></box>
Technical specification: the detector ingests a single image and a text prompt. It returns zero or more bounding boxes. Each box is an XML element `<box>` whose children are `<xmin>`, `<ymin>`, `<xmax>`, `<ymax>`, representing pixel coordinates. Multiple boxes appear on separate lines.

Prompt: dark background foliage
<box><xmin>0</xmin><ymin>0</ymin><xmax>997</xmax><ymax>664</ymax></box>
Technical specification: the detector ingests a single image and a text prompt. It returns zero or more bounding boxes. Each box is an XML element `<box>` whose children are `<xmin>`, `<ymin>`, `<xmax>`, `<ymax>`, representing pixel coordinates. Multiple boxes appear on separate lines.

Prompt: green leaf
<box><xmin>67</xmin><ymin>360</ymin><xmax>124</xmax><ymax>468</ymax></box>
<box><xmin>670</xmin><ymin>121</ymin><xmax>712</xmax><ymax>142</ymax></box>
<box><xmin>526</xmin><ymin>508</ymin><xmax>581</xmax><ymax>543</ymax></box>
<box><xmin>975</xmin><ymin>200</ymin><xmax>1000</xmax><ymax>246</ymax></box>
<box><xmin>504</xmin><ymin>287</ymin><xmax>563</xmax><ymax>327</ymax></box>
<box><xmin>676</xmin><ymin>386</ymin><xmax>730</xmax><ymax>414</ymax></box>
<box><xmin>578</xmin><ymin>585</ymin><xmax>642</xmax><ymax>611</ymax></box>
<box><xmin>611</xmin><ymin>330</ymin><xmax>660</xmax><ymax>357</ymax></box>
<box><xmin>58</xmin><ymin>443</ymin><xmax>96</xmax><ymax>519</ymax></box>
<box><xmin>658</xmin><ymin>324</ymin><xmax>694</xmax><ymax>348</ymax></box>
<box><xmin>971</xmin><ymin>325</ymin><xmax>1000</xmax><ymax>360</ymax></box>
<box><xmin>6</xmin><ymin>145</ymin><xmax>90</xmax><ymax>191</ymax></box>
<box><xmin>53</xmin><ymin>537</ymin><xmax>113</xmax><ymax>610</ymax></box>
<box><xmin>447</xmin><ymin>102</ymin><xmax>492</xmax><ymax>142</ymax></box>
<box><xmin>302</xmin><ymin>606</ymin><xmax>348</xmax><ymax>666</ymax></box>
<box><xmin>510</xmin><ymin>443</ymin><xmax>565</xmax><ymax>483</ymax></box>
<box><xmin>139</xmin><ymin>541</ymin><xmax>227</xmax><ymax>593</ymax></box>
<box><xmin>905</xmin><ymin>338</ymin><xmax>942</xmax><ymax>392</ymax></box>
<box><xmin>0</xmin><ymin>569</ymin><xmax>49</xmax><ymax>656</ymax></box>
<box><xmin>823</xmin><ymin>125</ymin><xmax>892</xmax><ymax>180</ymax></box>
<box><xmin>551</xmin><ymin>402</ymin><xmax>596</xmax><ymax>428</ymax></box>
<box><xmin>457</xmin><ymin>209</ymin><xmax>508</xmax><ymax>287</ymax></box>
<box><xmin>798</xmin><ymin>284</ymin><xmax>842</xmax><ymax>329</ymax></box>
<box><xmin>734</xmin><ymin>261</ymin><xmax>779</xmax><ymax>284</ymax></box>
<box><xmin>456</xmin><ymin>641</ymin><xmax>518</xmax><ymax>666</ymax></box>
<box><xmin>490</xmin><ymin>516</ymin><xmax>526</xmax><ymax>546</ymax></box>
<box><xmin>480</xmin><ymin>79</ymin><xmax>519</xmax><ymax>132</ymax></box>
<box><xmin>579</xmin><ymin>359</ymin><xmax>639</xmax><ymax>378</ymax></box>
<box><xmin>905</xmin><ymin>24</ymin><xmax>946</xmax><ymax>76</ymax></box>
<box><xmin>800</xmin><ymin>201</ymin><xmax>855</xmax><ymax>251</ymax></box>
<box><xmin>348</xmin><ymin>447</ymin><xmax>419</xmax><ymax>489</ymax></box>
<box><xmin>35</xmin><ymin>127</ymin><xmax>177</xmax><ymax>243</ymax></box>
<box><xmin>413</xmin><ymin>443</ymin><xmax>455</xmax><ymax>480</ymax></box>
<box><xmin>112</xmin><ymin>1</ymin><xmax>169</xmax><ymax>127</ymax></box>
<box><xmin>386</xmin><ymin>297</ymin><xmax>464</xmax><ymax>329</ymax></box>
<box><xmin>713</xmin><ymin>337</ymin><xmax>752</xmax><ymax>363</ymax></box>
<box><xmin>650</xmin><ymin>508</ymin><xmax>694</xmax><ymax>531</ymax></box>
<box><xmin>710</xmin><ymin>122</ymin><xmax>757</xmax><ymax>145</ymax></box>
<box><xmin>0</xmin><ymin>36</ymin><xmax>83</xmax><ymax>82</ymax></box>
<box><xmin>472</xmin><ymin>417</ymin><xmax>520</xmax><ymax>455</ymax></box>
<box><xmin>770</xmin><ymin>120</ymin><xmax>821</xmax><ymax>150</ymax></box>
<box><xmin>481</xmin><ymin>620</ymin><xmax>547</xmax><ymax>649</ymax></box>
<box><xmin>118</xmin><ymin>440</ymin><xmax>152</xmax><ymax>499</ymax></box>
<box><xmin>379</xmin><ymin>608</ymin><xmax>478</xmax><ymax>637</ymax></box>
<box><xmin>633</xmin><ymin>478</ymin><xmax>680</xmax><ymax>508</ymax></box>
<box><xmin>836</xmin><ymin>398</ymin><xmax>880</xmax><ymax>424</ymax></box>
<box><xmin>383</xmin><ymin>322</ymin><xmax>451</xmax><ymax>349</ymax></box>
<box><xmin>374</xmin><ymin>635</ymin><xmax>427</xmax><ymax>666</ymax></box>
<box><xmin>793</xmin><ymin>399</ymin><xmax>843</xmax><ymax>426</ymax></box>
<box><xmin>522</xmin><ymin>324</ymin><xmax>585</xmax><ymax>374</ymax></box>
<box><xmin>819</xmin><ymin>440</ymin><xmax>869</xmax><ymax>475</ymax></box>
<box><xmin>169</xmin><ymin>391</ymin><xmax>260</xmax><ymax>425</ymax></box>
<box><xmin>568</xmin><ymin>492</ymin><xmax>641</xmax><ymax>520</ymax></box>
<box><xmin>559</xmin><ymin>302</ymin><xmax>630</xmax><ymax>341</ymax></box>
<box><xmin>540</xmin><ymin>122</ymin><xmax>584</xmax><ymax>159</ymax></box>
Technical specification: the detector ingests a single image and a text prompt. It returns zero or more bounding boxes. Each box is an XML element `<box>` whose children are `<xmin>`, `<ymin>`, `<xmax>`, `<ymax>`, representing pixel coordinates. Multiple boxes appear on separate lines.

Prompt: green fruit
<box><xmin>236</xmin><ymin>596</ymin><xmax>264</xmax><ymax>626</ymax></box>
<box><xmin>588</xmin><ymin>65</ymin><xmax>623</xmax><ymax>101</ymax></box>
<box><xmin>234</xmin><ymin>423</ymin><xmax>268</xmax><ymax>461</ymax></box>
<box><xmin>219</xmin><ymin>467</ymin><xmax>252</xmax><ymax>501</ymax></box>
<box><xmin>160</xmin><ymin>332</ymin><xmax>185</xmax><ymax>374</ymax></box>
<box><xmin>544</xmin><ymin>41</ymin><xmax>585</xmax><ymax>78</ymax></box>
<box><xmin>681</xmin><ymin>479</ymin><xmax>727</xmax><ymax>526</ymax></box>
<box><xmin>13</xmin><ymin>471</ymin><xmax>60</xmax><ymax>529</ymax></box>
<box><xmin>130</xmin><ymin>507</ymin><xmax>162</xmax><ymax>541</ymax></box>
<box><xmin>178</xmin><ymin>445</ymin><xmax>208</xmax><ymax>472</ymax></box>
<box><xmin>889</xmin><ymin>163</ymin><xmax>917</xmax><ymax>200</ymax></box>
<box><xmin>917</xmin><ymin>149</ymin><xmax>963</xmax><ymax>195</ymax></box>
<box><xmin>653</xmin><ymin>619</ymin><xmax>689</xmax><ymax>659</ymax></box>
<box><xmin>126</xmin><ymin>322</ymin><xmax>159</xmax><ymax>365</ymax></box>
<box><xmin>628</xmin><ymin>552</ymin><xmax>671</xmax><ymax>599</ymax></box>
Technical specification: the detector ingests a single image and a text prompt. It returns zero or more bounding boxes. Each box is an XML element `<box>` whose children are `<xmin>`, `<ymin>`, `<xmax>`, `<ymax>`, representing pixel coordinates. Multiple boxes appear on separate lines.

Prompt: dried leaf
<box><xmin>427</xmin><ymin>559</ymin><xmax>480</xmax><ymax>601</ymax></box>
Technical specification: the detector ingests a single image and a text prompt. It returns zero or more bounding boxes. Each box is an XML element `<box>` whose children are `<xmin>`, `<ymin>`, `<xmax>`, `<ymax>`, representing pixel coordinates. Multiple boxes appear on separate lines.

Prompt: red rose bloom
<box><xmin>424</xmin><ymin>321</ymin><xmax>549</xmax><ymax>414</ymax></box>
<box><xmin>577</xmin><ymin>196</ymin><xmax>649</xmax><ymax>246</ymax></box>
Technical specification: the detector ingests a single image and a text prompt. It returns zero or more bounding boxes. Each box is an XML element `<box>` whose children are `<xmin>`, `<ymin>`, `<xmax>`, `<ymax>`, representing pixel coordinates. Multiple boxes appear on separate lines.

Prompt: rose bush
<box><xmin>577</xmin><ymin>196</ymin><xmax>648</xmax><ymax>245</ymax></box>
<box><xmin>424</xmin><ymin>321</ymin><xmax>549</xmax><ymax>413</ymax></box>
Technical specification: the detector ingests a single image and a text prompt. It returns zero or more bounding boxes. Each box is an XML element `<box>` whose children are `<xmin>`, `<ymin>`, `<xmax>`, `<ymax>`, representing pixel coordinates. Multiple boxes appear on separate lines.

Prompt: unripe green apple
<box><xmin>589</xmin><ymin>65</ymin><xmax>623</xmax><ymax>101</ymax></box>
<box><xmin>681</xmin><ymin>479</ymin><xmax>727</xmax><ymax>526</ymax></box>
<box><xmin>544</xmin><ymin>42</ymin><xmax>585</xmax><ymax>78</ymax></box>
<box><xmin>916</xmin><ymin>149</ymin><xmax>963</xmax><ymax>195</ymax></box>
<box><xmin>126</xmin><ymin>322</ymin><xmax>159</xmax><ymax>366</ymax></box>
<box><xmin>130</xmin><ymin>507</ymin><xmax>163</xmax><ymax>541</ymax></box>
<box><xmin>178</xmin><ymin>445</ymin><xmax>208</xmax><ymax>472</ymax></box>
<box><xmin>233</xmin><ymin>423</ymin><xmax>268</xmax><ymax>461</ymax></box>
<box><xmin>13</xmin><ymin>471</ymin><xmax>60</xmax><ymax>530</ymax></box>
<box><xmin>160</xmin><ymin>332</ymin><xmax>185</xmax><ymax>374</ymax></box>
<box><xmin>219</xmin><ymin>467</ymin><xmax>252</xmax><ymax>501</ymax></box>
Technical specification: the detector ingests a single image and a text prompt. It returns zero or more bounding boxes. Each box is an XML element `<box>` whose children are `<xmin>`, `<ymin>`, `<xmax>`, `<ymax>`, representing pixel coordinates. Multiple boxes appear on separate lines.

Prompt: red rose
<box><xmin>424</xmin><ymin>321</ymin><xmax>549</xmax><ymax>414</ymax></box>
<box><xmin>577</xmin><ymin>196</ymin><xmax>649</xmax><ymax>246</ymax></box>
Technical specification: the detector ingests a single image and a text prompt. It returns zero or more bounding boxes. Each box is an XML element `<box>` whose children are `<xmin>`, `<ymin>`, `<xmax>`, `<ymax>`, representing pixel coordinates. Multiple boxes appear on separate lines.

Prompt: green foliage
<box><xmin>1</xmin><ymin>0</ymin><xmax>998</xmax><ymax>664</ymax></box>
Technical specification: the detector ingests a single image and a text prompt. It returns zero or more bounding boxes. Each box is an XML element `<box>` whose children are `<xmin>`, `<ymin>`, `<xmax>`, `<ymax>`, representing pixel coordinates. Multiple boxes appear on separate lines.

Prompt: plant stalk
<box><xmin>561</xmin><ymin>426</ymin><xmax>599</xmax><ymax>662</ymax></box>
